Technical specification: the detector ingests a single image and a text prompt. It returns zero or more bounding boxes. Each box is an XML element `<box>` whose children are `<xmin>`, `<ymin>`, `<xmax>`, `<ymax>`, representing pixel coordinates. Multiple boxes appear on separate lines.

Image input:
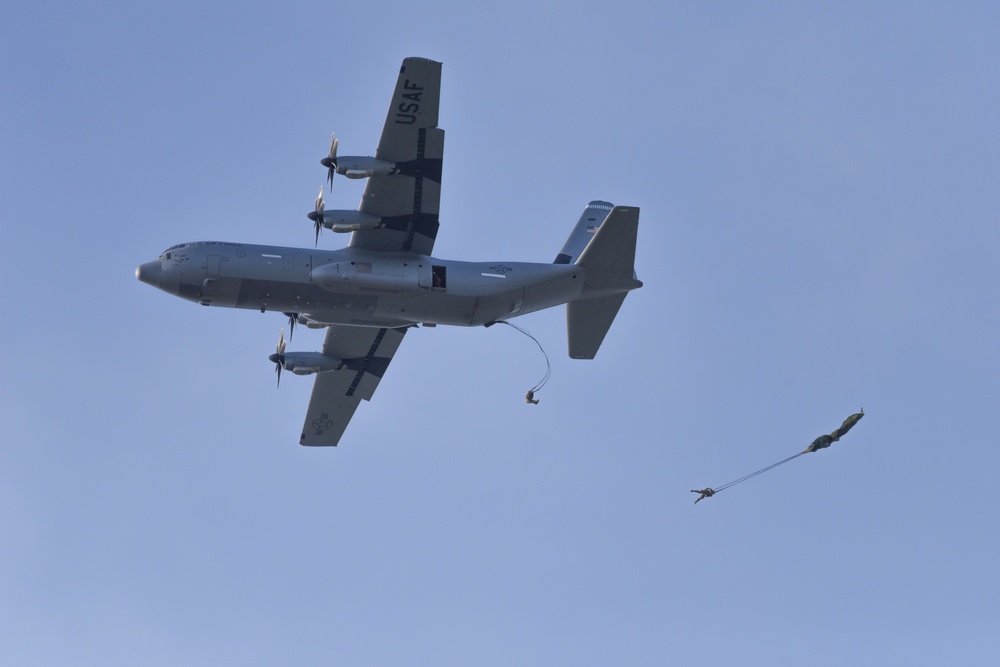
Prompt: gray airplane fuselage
<box><xmin>136</xmin><ymin>241</ymin><xmax>585</xmax><ymax>328</ymax></box>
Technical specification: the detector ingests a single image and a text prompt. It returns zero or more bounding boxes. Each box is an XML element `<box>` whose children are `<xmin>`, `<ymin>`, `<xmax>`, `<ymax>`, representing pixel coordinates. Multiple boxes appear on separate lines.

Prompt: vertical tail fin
<box><xmin>565</xmin><ymin>205</ymin><xmax>642</xmax><ymax>359</ymax></box>
<box><xmin>553</xmin><ymin>201</ymin><xmax>615</xmax><ymax>265</ymax></box>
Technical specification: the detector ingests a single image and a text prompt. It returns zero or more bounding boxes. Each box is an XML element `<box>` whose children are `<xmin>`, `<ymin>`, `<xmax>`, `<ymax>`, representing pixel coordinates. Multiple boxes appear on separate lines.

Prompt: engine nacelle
<box><xmin>289</xmin><ymin>314</ymin><xmax>334</xmax><ymax>330</ymax></box>
<box><xmin>320</xmin><ymin>210</ymin><xmax>383</xmax><ymax>233</ymax></box>
<box><xmin>335</xmin><ymin>156</ymin><xmax>398</xmax><ymax>179</ymax></box>
<box><xmin>280</xmin><ymin>352</ymin><xmax>344</xmax><ymax>375</ymax></box>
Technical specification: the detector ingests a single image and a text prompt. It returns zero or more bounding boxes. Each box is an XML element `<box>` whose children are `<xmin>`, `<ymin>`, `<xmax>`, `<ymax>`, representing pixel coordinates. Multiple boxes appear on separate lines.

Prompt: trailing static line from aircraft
<box><xmin>136</xmin><ymin>57</ymin><xmax>643</xmax><ymax>446</ymax></box>
<box><xmin>691</xmin><ymin>410</ymin><xmax>865</xmax><ymax>503</ymax></box>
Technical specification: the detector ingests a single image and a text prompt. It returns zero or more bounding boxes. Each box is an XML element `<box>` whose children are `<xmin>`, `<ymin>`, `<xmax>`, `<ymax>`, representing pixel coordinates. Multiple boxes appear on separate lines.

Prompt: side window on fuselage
<box><xmin>432</xmin><ymin>265</ymin><xmax>447</xmax><ymax>291</ymax></box>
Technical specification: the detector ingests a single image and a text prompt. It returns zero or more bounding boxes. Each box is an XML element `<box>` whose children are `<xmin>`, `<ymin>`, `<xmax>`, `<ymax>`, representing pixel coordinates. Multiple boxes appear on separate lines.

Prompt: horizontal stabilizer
<box><xmin>567</xmin><ymin>293</ymin><xmax>628</xmax><ymax>359</ymax></box>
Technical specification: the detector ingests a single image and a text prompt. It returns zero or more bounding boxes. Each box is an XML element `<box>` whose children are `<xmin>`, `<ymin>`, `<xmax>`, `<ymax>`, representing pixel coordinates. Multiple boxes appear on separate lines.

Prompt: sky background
<box><xmin>3</xmin><ymin>1</ymin><xmax>999</xmax><ymax>664</ymax></box>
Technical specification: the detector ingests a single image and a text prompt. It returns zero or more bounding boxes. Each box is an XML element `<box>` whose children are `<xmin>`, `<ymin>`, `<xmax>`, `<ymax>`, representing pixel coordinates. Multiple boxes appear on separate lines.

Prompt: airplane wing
<box><xmin>298</xmin><ymin>325</ymin><xmax>408</xmax><ymax>446</ymax></box>
<box><xmin>351</xmin><ymin>57</ymin><xmax>444</xmax><ymax>256</ymax></box>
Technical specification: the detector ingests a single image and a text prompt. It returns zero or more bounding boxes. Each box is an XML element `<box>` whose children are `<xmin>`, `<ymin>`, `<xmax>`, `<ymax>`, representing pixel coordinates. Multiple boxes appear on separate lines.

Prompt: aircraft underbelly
<box><xmin>372</xmin><ymin>295</ymin><xmax>419</xmax><ymax>322</ymax></box>
<box><xmin>409</xmin><ymin>293</ymin><xmax>478</xmax><ymax>325</ymax></box>
<box><xmin>472</xmin><ymin>288</ymin><xmax>524</xmax><ymax>323</ymax></box>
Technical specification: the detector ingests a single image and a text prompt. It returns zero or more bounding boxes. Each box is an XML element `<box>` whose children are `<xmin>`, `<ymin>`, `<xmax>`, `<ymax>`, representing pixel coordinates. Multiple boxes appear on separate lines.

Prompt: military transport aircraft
<box><xmin>136</xmin><ymin>57</ymin><xmax>642</xmax><ymax>446</ymax></box>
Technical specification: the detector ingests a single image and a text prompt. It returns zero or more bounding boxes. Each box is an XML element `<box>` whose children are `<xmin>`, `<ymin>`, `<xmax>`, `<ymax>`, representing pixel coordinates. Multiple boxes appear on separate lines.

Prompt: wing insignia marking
<box><xmin>312</xmin><ymin>413</ymin><xmax>335</xmax><ymax>435</ymax></box>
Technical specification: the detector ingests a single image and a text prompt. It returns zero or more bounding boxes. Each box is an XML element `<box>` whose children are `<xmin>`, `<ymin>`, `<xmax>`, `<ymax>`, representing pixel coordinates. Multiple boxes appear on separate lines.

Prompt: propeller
<box><xmin>282</xmin><ymin>312</ymin><xmax>298</xmax><ymax>340</ymax></box>
<box><xmin>320</xmin><ymin>132</ymin><xmax>339</xmax><ymax>190</ymax></box>
<box><xmin>306</xmin><ymin>186</ymin><xmax>325</xmax><ymax>246</ymax></box>
<box><xmin>268</xmin><ymin>329</ymin><xmax>287</xmax><ymax>387</ymax></box>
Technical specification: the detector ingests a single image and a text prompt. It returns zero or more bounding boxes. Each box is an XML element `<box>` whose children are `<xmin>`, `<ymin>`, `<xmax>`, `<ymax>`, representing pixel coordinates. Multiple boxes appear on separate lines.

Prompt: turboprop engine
<box><xmin>268</xmin><ymin>330</ymin><xmax>343</xmax><ymax>386</ymax></box>
<box><xmin>308</xmin><ymin>188</ymin><xmax>384</xmax><ymax>244</ymax></box>
<box><xmin>320</xmin><ymin>132</ymin><xmax>398</xmax><ymax>184</ymax></box>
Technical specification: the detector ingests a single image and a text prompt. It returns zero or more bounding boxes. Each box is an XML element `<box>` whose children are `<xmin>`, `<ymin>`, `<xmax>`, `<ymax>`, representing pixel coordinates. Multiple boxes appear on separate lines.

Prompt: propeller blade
<box><xmin>322</xmin><ymin>132</ymin><xmax>339</xmax><ymax>191</ymax></box>
<box><xmin>269</xmin><ymin>329</ymin><xmax>287</xmax><ymax>388</ymax></box>
<box><xmin>283</xmin><ymin>313</ymin><xmax>298</xmax><ymax>340</ymax></box>
<box><xmin>311</xmin><ymin>186</ymin><xmax>325</xmax><ymax>246</ymax></box>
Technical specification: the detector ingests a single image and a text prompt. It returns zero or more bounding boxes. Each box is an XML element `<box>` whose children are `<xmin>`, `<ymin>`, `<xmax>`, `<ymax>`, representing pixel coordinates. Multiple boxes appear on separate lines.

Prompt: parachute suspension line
<box><xmin>692</xmin><ymin>411</ymin><xmax>866</xmax><ymax>504</ymax></box>
<box><xmin>712</xmin><ymin>451</ymin><xmax>807</xmax><ymax>493</ymax></box>
<box><xmin>491</xmin><ymin>320</ymin><xmax>552</xmax><ymax>398</ymax></box>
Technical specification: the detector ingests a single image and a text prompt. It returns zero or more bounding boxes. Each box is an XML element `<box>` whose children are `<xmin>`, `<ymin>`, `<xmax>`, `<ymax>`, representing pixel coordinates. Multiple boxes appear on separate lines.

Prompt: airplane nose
<box><xmin>136</xmin><ymin>261</ymin><xmax>162</xmax><ymax>287</ymax></box>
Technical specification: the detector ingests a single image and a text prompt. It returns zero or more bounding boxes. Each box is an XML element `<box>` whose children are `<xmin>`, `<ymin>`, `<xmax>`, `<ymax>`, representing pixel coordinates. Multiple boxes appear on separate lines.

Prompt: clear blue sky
<box><xmin>3</xmin><ymin>1</ymin><xmax>999</xmax><ymax>664</ymax></box>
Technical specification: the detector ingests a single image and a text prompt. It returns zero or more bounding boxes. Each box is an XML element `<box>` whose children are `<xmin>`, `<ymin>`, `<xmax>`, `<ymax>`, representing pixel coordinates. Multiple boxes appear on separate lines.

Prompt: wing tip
<box><xmin>401</xmin><ymin>56</ymin><xmax>443</xmax><ymax>73</ymax></box>
<box><xmin>299</xmin><ymin>433</ymin><xmax>340</xmax><ymax>447</ymax></box>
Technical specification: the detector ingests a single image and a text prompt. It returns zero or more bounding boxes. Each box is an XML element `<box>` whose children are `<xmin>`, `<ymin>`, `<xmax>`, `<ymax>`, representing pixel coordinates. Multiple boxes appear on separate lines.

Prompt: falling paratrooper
<box><xmin>691</xmin><ymin>409</ymin><xmax>865</xmax><ymax>504</ymax></box>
